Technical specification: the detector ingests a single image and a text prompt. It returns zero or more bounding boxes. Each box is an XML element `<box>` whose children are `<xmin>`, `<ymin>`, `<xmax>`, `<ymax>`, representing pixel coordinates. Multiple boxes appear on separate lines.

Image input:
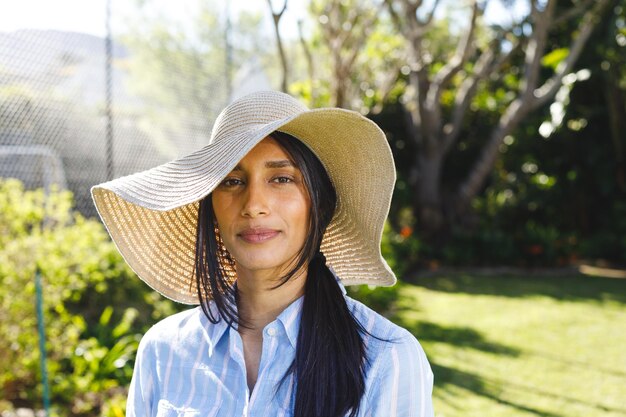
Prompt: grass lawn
<box><xmin>392</xmin><ymin>273</ymin><xmax>626</xmax><ymax>417</ymax></box>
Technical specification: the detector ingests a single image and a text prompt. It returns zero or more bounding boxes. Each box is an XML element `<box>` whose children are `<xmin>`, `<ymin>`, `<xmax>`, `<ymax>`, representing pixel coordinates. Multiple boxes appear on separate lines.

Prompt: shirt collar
<box><xmin>202</xmin><ymin>296</ymin><xmax>305</xmax><ymax>349</ymax></box>
<box><xmin>202</xmin><ymin>301</ymin><xmax>231</xmax><ymax>348</ymax></box>
<box><xmin>203</xmin><ymin>273</ymin><xmax>347</xmax><ymax>349</ymax></box>
<box><xmin>275</xmin><ymin>295</ymin><xmax>304</xmax><ymax>349</ymax></box>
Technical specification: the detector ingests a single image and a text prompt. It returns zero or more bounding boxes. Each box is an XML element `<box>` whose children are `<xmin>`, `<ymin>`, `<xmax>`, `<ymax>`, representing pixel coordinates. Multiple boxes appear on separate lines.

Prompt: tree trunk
<box><xmin>332</xmin><ymin>60</ymin><xmax>348</xmax><ymax>108</ymax></box>
<box><xmin>416</xmin><ymin>148</ymin><xmax>445</xmax><ymax>234</ymax></box>
<box><xmin>455</xmin><ymin>99</ymin><xmax>528</xmax><ymax>214</ymax></box>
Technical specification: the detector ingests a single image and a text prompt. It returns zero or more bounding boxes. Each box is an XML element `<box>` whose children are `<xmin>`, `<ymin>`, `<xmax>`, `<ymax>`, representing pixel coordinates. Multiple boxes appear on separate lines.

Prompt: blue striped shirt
<box><xmin>127</xmin><ymin>289</ymin><xmax>434</xmax><ymax>417</ymax></box>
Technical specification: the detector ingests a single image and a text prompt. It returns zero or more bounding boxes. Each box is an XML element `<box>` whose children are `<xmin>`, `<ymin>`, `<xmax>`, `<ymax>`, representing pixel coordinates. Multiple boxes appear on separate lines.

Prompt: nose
<box><xmin>241</xmin><ymin>180</ymin><xmax>269</xmax><ymax>218</ymax></box>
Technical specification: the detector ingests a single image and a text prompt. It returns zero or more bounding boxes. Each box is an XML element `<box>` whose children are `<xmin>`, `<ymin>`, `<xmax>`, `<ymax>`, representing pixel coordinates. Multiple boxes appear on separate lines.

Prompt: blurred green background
<box><xmin>1</xmin><ymin>0</ymin><xmax>625</xmax><ymax>415</ymax></box>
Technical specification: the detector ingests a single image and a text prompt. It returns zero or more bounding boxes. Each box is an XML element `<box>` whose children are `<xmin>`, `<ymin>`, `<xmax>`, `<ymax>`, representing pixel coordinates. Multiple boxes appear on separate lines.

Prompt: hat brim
<box><xmin>92</xmin><ymin>107</ymin><xmax>396</xmax><ymax>304</ymax></box>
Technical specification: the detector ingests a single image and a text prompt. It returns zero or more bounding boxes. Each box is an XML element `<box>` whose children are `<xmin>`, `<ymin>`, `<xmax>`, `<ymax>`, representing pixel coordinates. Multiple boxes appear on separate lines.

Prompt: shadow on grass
<box><xmin>430</xmin><ymin>362</ymin><xmax>626</xmax><ymax>416</ymax></box>
<box><xmin>407</xmin><ymin>273</ymin><xmax>626</xmax><ymax>304</ymax></box>
<box><xmin>431</xmin><ymin>362</ymin><xmax>564</xmax><ymax>417</ymax></box>
<box><xmin>395</xmin><ymin>319</ymin><xmax>566</xmax><ymax>414</ymax></box>
<box><xmin>393</xmin><ymin>315</ymin><xmax>560</xmax><ymax>414</ymax></box>
<box><xmin>391</xmin><ymin>277</ymin><xmax>626</xmax><ymax>416</ymax></box>
<box><xmin>524</xmin><ymin>347</ymin><xmax>626</xmax><ymax>380</ymax></box>
<box><xmin>391</xmin><ymin>288</ymin><xmax>521</xmax><ymax>356</ymax></box>
<box><xmin>403</xmin><ymin>320</ymin><xmax>521</xmax><ymax>356</ymax></box>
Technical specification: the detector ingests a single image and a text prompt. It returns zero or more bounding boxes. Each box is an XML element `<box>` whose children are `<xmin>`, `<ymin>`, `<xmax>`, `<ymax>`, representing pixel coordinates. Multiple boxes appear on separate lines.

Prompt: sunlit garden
<box><xmin>1</xmin><ymin>0</ymin><xmax>625</xmax><ymax>415</ymax></box>
<box><xmin>397</xmin><ymin>275</ymin><xmax>626</xmax><ymax>416</ymax></box>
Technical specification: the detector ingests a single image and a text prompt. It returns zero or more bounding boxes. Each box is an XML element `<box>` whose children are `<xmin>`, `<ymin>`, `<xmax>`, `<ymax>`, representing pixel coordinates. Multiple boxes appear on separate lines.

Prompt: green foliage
<box><xmin>290</xmin><ymin>78</ymin><xmax>333</xmax><ymax>108</ymax></box>
<box><xmin>376</xmin><ymin>1</ymin><xmax>625</xmax><ymax>268</ymax></box>
<box><xmin>0</xmin><ymin>179</ymin><xmax>179</xmax><ymax>416</ymax></box>
<box><xmin>435</xmin><ymin>192</ymin><xmax>580</xmax><ymax>267</ymax></box>
<box><xmin>579</xmin><ymin>202</ymin><xmax>626</xmax><ymax>262</ymax></box>
<box><xmin>541</xmin><ymin>47</ymin><xmax>570</xmax><ymax>70</ymax></box>
<box><xmin>291</xmin><ymin>0</ymin><xmax>407</xmax><ymax>111</ymax></box>
<box><xmin>381</xmin><ymin>221</ymin><xmax>421</xmax><ymax>279</ymax></box>
<box><xmin>346</xmin><ymin>284</ymin><xmax>399</xmax><ymax>316</ymax></box>
<box><xmin>439</xmin><ymin>227</ymin><xmax>518</xmax><ymax>266</ymax></box>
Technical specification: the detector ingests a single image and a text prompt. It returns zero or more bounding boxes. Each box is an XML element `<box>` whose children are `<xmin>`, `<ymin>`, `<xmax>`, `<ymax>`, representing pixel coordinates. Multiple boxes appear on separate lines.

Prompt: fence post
<box><xmin>35</xmin><ymin>267</ymin><xmax>51</xmax><ymax>416</ymax></box>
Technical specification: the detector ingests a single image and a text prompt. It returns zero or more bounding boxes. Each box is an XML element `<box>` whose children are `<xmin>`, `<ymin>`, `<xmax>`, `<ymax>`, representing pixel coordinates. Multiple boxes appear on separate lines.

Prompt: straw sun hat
<box><xmin>92</xmin><ymin>90</ymin><xmax>397</xmax><ymax>304</ymax></box>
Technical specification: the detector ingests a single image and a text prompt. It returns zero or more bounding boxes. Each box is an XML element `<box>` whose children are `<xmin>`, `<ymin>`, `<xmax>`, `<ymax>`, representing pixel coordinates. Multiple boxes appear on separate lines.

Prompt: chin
<box><xmin>235</xmin><ymin>254</ymin><xmax>299</xmax><ymax>274</ymax></box>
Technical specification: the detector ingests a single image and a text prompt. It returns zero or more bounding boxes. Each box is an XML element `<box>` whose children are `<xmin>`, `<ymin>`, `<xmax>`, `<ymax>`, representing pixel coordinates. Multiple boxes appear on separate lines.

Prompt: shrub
<box><xmin>0</xmin><ymin>179</ymin><xmax>179</xmax><ymax>416</ymax></box>
<box><xmin>579</xmin><ymin>202</ymin><xmax>626</xmax><ymax>264</ymax></box>
<box><xmin>380</xmin><ymin>221</ymin><xmax>421</xmax><ymax>279</ymax></box>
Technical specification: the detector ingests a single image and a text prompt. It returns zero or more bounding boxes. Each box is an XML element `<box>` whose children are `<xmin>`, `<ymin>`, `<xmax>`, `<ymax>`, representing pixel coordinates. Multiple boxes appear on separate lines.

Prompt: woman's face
<box><xmin>212</xmin><ymin>136</ymin><xmax>311</xmax><ymax>278</ymax></box>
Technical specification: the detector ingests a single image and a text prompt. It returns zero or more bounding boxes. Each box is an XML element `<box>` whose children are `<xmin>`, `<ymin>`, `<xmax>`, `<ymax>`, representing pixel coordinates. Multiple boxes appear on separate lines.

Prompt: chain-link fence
<box><xmin>0</xmin><ymin>1</ymin><xmax>256</xmax><ymax>217</ymax></box>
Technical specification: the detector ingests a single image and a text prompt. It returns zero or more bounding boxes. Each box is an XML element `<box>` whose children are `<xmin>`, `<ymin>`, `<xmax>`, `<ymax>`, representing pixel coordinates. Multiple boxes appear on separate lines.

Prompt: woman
<box><xmin>92</xmin><ymin>91</ymin><xmax>433</xmax><ymax>417</ymax></box>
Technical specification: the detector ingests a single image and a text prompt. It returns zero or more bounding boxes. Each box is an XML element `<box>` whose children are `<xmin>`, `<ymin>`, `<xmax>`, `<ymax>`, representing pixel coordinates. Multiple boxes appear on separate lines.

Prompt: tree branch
<box><xmin>427</xmin><ymin>0</ymin><xmax>480</xmax><ymax>110</ymax></box>
<box><xmin>455</xmin><ymin>0</ymin><xmax>611</xmax><ymax>211</ymax></box>
<box><xmin>521</xmin><ymin>0</ymin><xmax>556</xmax><ymax>100</ymax></box>
<box><xmin>266</xmin><ymin>0</ymin><xmax>289</xmax><ymax>92</ymax></box>
<box><xmin>385</xmin><ymin>0</ymin><xmax>404</xmax><ymax>33</ymax></box>
<box><xmin>423</xmin><ymin>0</ymin><xmax>441</xmax><ymax>25</ymax></box>
<box><xmin>531</xmin><ymin>0</ymin><xmax>611</xmax><ymax>110</ymax></box>
<box><xmin>442</xmin><ymin>44</ymin><xmax>497</xmax><ymax>152</ymax></box>
<box><xmin>456</xmin><ymin>98</ymin><xmax>527</xmax><ymax>207</ymax></box>
<box><xmin>552</xmin><ymin>0</ymin><xmax>595</xmax><ymax>27</ymax></box>
<box><xmin>371</xmin><ymin>65</ymin><xmax>403</xmax><ymax>114</ymax></box>
<box><xmin>422</xmin><ymin>0</ymin><xmax>480</xmax><ymax>148</ymax></box>
<box><xmin>298</xmin><ymin>19</ymin><xmax>316</xmax><ymax>106</ymax></box>
<box><xmin>389</xmin><ymin>0</ymin><xmax>434</xmax><ymax>135</ymax></box>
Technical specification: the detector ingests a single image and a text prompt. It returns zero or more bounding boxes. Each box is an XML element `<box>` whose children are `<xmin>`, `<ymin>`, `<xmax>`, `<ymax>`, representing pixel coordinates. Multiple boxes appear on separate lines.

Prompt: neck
<box><xmin>236</xmin><ymin>267</ymin><xmax>307</xmax><ymax>333</ymax></box>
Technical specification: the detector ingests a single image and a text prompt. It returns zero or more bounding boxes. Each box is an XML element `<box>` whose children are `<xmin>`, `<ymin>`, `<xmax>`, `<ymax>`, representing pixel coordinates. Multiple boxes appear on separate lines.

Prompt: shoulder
<box><xmin>142</xmin><ymin>307</ymin><xmax>204</xmax><ymax>342</ymax></box>
<box><xmin>137</xmin><ymin>307</ymin><xmax>219</xmax><ymax>360</ymax></box>
<box><xmin>346</xmin><ymin>297</ymin><xmax>434</xmax><ymax>414</ymax></box>
<box><xmin>346</xmin><ymin>295</ymin><xmax>432</xmax><ymax>376</ymax></box>
<box><xmin>346</xmin><ymin>296</ymin><xmax>414</xmax><ymax>342</ymax></box>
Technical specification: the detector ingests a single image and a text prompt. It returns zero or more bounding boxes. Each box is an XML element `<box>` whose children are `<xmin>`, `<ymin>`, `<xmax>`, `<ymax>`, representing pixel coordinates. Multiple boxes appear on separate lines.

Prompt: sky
<box><xmin>0</xmin><ymin>0</ymin><xmax>307</xmax><ymax>38</ymax></box>
<box><xmin>1</xmin><ymin>0</ymin><xmax>528</xmax><ymax>39</ymax></box>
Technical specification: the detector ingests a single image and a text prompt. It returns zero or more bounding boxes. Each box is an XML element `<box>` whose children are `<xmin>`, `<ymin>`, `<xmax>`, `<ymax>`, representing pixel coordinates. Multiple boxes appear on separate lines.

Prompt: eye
<box><xmin>219</xmin><ymin>177</ymin><xmax>244</xmax><ymax>187</ymax></box>
<box><xmin>272</xmin><ymin>175</ymin><xmax>295</xmax><ymax>184</ymax></box>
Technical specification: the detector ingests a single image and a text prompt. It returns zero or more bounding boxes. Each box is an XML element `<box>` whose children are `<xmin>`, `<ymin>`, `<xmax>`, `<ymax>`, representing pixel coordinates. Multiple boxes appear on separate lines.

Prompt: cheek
<box><xmin>211</xmin><ymin>204</ymin><xmax>238</xmax><ymax>254</ymax></box>
<box><xmin>211</xmin><ymin>194</ymin><xmax>234</xmax><ymax>229</ymax></box>
<box><xmin>284</xmin><ymin>197</ymin><xmax>310</xmax><ymax>237</ymax></box>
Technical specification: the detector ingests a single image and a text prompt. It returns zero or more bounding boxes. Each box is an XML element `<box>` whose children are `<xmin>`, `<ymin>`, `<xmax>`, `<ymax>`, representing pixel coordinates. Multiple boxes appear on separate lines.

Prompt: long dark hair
<box><xmin>195</xmin><ymin>131</ymin><xmax>367</xmax><ymax>417</ymax></box>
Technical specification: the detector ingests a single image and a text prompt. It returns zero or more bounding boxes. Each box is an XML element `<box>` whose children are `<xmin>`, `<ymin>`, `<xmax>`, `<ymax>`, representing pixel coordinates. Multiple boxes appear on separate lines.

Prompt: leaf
<box><xmin>542</xmin><ymin>48</ymin><xmax>570</xmax><ymax>69</ymax></box>
<box><xmin>99</xmin><ymin>306</ymin><xmax>114</xmax><ymax>327</ymax></box>
<box><xmin>112</xmin><ymin>308</ymin><xmax>139</xmax><ymax>339</ymax></box>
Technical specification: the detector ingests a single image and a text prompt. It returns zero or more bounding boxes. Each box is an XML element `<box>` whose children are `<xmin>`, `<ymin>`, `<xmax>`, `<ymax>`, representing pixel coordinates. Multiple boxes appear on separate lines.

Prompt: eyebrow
<box><xmin>232</xmin><ymin>159</ymin><xmax>295</xmax><ymax>171</ymax></box>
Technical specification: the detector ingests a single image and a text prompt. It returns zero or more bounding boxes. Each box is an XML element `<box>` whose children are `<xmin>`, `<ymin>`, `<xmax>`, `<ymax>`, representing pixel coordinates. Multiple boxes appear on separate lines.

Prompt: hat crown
<box><xmin>210</xmin><ymin>91</ymin><xmax>309</xmax><ymax>145</ymax></box>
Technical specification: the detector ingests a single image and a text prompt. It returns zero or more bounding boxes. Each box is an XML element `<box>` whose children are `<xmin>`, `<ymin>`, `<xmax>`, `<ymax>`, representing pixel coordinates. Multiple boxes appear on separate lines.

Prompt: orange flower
<box><xmin>400</xmin><ymin>226</ymin><xmax>413</xmax><ymax>238</ymax></box>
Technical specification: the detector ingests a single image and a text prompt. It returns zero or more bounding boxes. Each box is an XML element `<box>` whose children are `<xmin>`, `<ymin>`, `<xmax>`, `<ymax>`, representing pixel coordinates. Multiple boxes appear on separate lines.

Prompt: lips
<box><xmin>237</xmin><ymin>228</ymin><xmax>280</xmax><ymax>243</ymax></box>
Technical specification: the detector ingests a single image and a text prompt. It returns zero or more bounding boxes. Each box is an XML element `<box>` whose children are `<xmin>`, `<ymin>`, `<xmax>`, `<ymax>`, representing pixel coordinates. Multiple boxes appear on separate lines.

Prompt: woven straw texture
<box><xmin>92</xmin><ymin>91</ymin><xmax>396</xmax><ymax>304</ymax></box>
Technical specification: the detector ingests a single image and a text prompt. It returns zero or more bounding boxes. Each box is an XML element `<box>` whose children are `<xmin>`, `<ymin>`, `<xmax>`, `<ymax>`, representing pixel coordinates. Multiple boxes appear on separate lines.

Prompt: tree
<box><xmin>385</xmin><ymin>0</ymin><xmax>613</xmax><ymax>235</ymax></box>
<box><xmin>312</xmin><ymin>0</ymin><xmax>382</xmax><ymax>107</ymax></box>
<box><xmin>272</xmin><ymin>0</ymin><xmax>404</xmax><ymax>110</ymax></box>
<box><xmin>491</xmin><ymin>1</ymin><xmax>626</xmax><ymax>263</ymax></box>
<box><xmin>120</xmin><ymin>1</ymin><xmax>267</xmax><ymax>152</ymax></box>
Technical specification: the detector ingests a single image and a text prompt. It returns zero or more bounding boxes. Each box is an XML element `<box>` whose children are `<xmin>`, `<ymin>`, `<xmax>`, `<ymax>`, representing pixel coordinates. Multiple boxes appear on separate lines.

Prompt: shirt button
<box><xmin>266</xmin><ymin>327</ymin><xmax>277</xmax><ymax>337</ymax></box>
